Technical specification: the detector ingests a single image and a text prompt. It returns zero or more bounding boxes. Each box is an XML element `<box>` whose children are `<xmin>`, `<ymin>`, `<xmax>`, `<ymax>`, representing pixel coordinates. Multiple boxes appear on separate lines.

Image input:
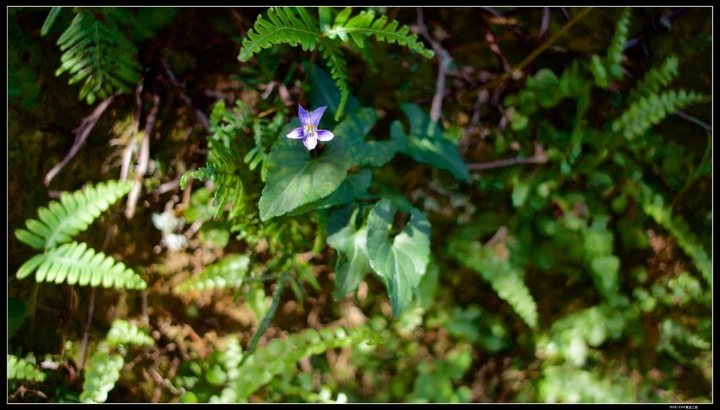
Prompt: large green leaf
<box><xmin>289</xmin><ymin>168</ymin><xmax>372</xmax><ymax>216</ymax></box>
<box><xmin>366</xmin><ymin>198</ymin><xmax>431</xmax><ymax>317</ymax></box>
<box><xmin>259</xmin><ymin>121</ymin><xmax>350</xmax><ymax>221</ymax></box>
<box><xmin>390</xmin><ymin>103</ymin><xmax>469</xmax><ymax>182</ymax></box>
<box><xmin>259</xmin><ymin>108</ymin><xmax>387</xmax><ymax>220</ymax></box>
<box><xmin>327</xmin><ymin>206</ymin><xmax>371</xmax><ymax>300</ymax></box>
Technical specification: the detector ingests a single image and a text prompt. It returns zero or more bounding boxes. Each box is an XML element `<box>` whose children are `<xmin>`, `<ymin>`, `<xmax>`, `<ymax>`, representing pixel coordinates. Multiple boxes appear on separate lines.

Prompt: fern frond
<box><xmin>232</xmin><ymin>325</ymin><xmax>384</xmax><ymax>399</ymax></box>
<box><xmin>80</xmin><ymin>320</ymin><xmax>153</xmax><ymax>403</ymax></box>
<box><xmin>79</xmin><ymin>346</ymin><xmax>124</xmax><ymax>403</ymax></box>
<box><xmin>631</xmin><ymin>55</ymin><xmax>679</xmax><ymax>100</ymax></box>
<box><xmin>15</xmin><ymin>180</ymin><xmax>133</xmax><ymax>251</ymax></box>
<box><xmin>54</xmin><ymin>8</ymin><xmax>141</xmax><ymax>104</ymax></box>
<box><xmin>606</xmin><ymin>8</ymin><xmax>631</xmax><ymax>77</ymax></box>
<box><xmin>7</xmin><ymin>355</ymin><xmax>47</xmax><ymax>382</ymax></box>
<box><xmin>40</xmin><ymin>6</ymin><xmax>64</xmax><ymax>37</ymax></box>
<box><xmin>238</xmin><ymin>7</ymin><xmax>321</xmax><ymax>62</ymax></box>
<box><xmin>16</xmin><ymin>241</ymin><xmax>147</xmax><ymax>290</ymax></box>
<box><xmin>448</xmin><ymin>240</ymin><xmax>538</xmax><ymax>329</ymax></box>
<box><xmin>641</xmin><ymin>189</ymin><xmax>712</xmax><ymax>287</ymax></box>
<box><xmin>612</xmin><ymin>89</ymin><xmax>710</xmax><ymax>140</ymax></box>
<box><xmin>319</xmin><ymin>41</ymin><xmax>351</xmax><ymax>120</ymax></box>
<box><xmin>175</xmin><ymin>254</ymin><xmax>251</xmax><ymax>293</ymax></box>
<box><xmin>105</xmin><ymin>319</ymin><xmax>155</xmax><ymax>347</ymax></box>
<box><xmin>326</xmin><ymin>10</ymin><xmax>434</xmax><ymax>59</ymax></box>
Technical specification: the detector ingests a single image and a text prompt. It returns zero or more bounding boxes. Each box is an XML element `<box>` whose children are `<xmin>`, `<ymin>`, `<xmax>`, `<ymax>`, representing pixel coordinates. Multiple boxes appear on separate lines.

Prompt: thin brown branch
<box><xmin>44</xmin><ymin>90</ymin><xmax>121</xmax><ymax>186</ymax></box>
<box><xmin>675</xmin><ymin>109</ymin><xmax>712</xmax><ymax>132</ymax></box>
<box><xmin>467</xmin><ymin>141</ymin><xmax>548</xmax><ymax>171</ymax></box>
<box><xmin>416</xmin><ymin>7</ymin><xmax>452</xmax><ymax>129</ymax></box>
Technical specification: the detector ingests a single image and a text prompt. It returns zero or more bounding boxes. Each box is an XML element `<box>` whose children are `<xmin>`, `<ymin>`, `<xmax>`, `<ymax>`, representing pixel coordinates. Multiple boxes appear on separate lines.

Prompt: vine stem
<box><xmin>27</xmin><ymin>281</ymin><xmax>40</xmax><ymax>347</ymax></box>
<box><xmin>238</xmin><ymin>271</ymin><xmax>291</xmax><ymax>367</ymax></box>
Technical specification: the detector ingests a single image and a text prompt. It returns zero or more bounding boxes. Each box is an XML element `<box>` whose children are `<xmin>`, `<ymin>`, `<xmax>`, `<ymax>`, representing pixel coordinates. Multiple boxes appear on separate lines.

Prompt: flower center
<box><xmin>304</xmin><ymin>124</ymin><xmax>317</xmax><ymax>136</ymax></box>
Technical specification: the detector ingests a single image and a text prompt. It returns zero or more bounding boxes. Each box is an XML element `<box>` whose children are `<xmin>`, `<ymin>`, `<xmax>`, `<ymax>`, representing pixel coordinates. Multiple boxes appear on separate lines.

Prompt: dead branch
<box><xmin>44</xmin><ymin>90</ymin><xmax>122</xmax><ymax>186</ymax></box>
<box><xmin>467</xmin><ymin>141</ymin><xmax>548</xmax><ymax>171</ymax></box>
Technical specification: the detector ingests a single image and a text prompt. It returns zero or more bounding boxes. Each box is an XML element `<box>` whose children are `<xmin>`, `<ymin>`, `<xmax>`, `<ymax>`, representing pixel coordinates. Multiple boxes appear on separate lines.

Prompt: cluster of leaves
<box><xmin>80</xmin><ymin>320</ymin><xmax>155</xmax><ymax>403</ymax></box>
<box><xmin>8</xmin><ymin>6</ymin><xmax>711</xmax><ymax>404</ymax></box>
<box><xmin>238</xmin><ymin>7</ymin><xmax>434</xmax><ymax>120</ymax></box>
<box><xmin>173</xmin><ymin>328</ymin><xmax>384</xmax><ymax>403</ymax></box>
<box><xmin>14</xmin><ymin>180</ymin><xmax>146</xmax><ymax>290</ymax></box>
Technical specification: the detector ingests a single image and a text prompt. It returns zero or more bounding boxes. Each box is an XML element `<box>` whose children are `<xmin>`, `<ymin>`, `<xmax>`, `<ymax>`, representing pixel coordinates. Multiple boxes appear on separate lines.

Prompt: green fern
<box><xmin>631</xmin><ymin>55</ymin><xmax>679</xmax><ymax>101</ymax></box>
<box><xmin>324</xmin><ymin>9</ymin><xmax>433</xmax><ymax>58</ymax></box>
<box><xmin>16</xmin><ymin>241</ymin><xmax>147</xmax><ymax>290</ymax></box>
<box><xmin>606</xmin><ymin>8</ymin><xmax>632</xmax><ymax>77</ymax></box>
<box><xmin>588</xmin><ymin>8</ymin><xmax>631</xmax><ymax>88</ymax></box>
<box><xmin>13</xmin><ymin>180</ymin><xmax>145</xmax><ymax>290</ymax></box>
<box><xmin>448</xmin><ymin>239</ymin><xmax>538</xmax><ymax>329</ymax></box>
<box><xmin>7</xmin><ymin>355</ymin><xmax>47</xmax><ymax>382</ymax></box>
<box><xmin>48</xmin><ymin>8</ymin><xmax>141</xmax><ymax>104</ymax></box>
<box><xmin>15</xmin><ymin>180</ymin><xmax>133</xmax><ymax>251</ymax></box>
<box><xmin>79</xmin><ymin>348</ymin><xmax>124</xmax><ymax>403</ymax></box>
<box><xmin>105</xmin><ymin>319</ymin><xmax>156</xmax><ymax>347</ymax></box>
<box><xmin>239</xmin><ymin>7</ymin><xmax>433</xmax><ymax>120</ymax></box>
<box><xmin>612</xmin><ymin>89</ymin><xmax>710</xmax><ymax>140</ymax></box>
<box><xmin>175</xmin><ymin>254</ymin><xmax>251</xmax><ymax>292</ymax></box>
<box><xmin>232</xmin><ymin>326</ymin><xmax>384</xmax><ymax>400</ymax></box>
<box><xmin>182</xmin><ymin>101</ymin><xmax>250</xmax><ymax>221</ymax></box>
<box><xmin>640</xmin><ymin>186</ymin><xmax>711</xmax><ymax>286</ymax></box>
<box><xmin>80</xmin><ymin>320</ymin><xmax>154</xmax><ymax>403</ymax></box>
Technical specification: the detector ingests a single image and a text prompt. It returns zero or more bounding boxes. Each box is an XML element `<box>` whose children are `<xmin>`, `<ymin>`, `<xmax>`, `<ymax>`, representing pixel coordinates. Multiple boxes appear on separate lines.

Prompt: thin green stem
<box><xmin>238</xmin><ymin>271</ymin><xmax>290</xmax><ymax>367</ymax></box>
<box><xmin>27</xmin><ymin>281</ymin><xmax>40</xmax><ymax>348</ymax></box>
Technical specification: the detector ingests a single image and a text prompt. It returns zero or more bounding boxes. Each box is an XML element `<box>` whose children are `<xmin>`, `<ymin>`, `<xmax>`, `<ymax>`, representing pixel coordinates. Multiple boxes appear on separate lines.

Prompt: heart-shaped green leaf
<box><xmin>390</xmin><ymin>103</ymin><xmax>469</xmax><ymax>182</ymax></box>
<box><xmin>327</xmin><ymin>206</ymin><xmax>371</xmax><ymax>300</ymax></box>
<box><xmin>259</xmin><ymin>121</ymin><xmax>350</xmax><ymax>221</ymax></box>
<box><xmin>260</xmin><ymin>107</ymin><xmax>389</xmax><ymax>220</ymax></box>
<box><xmin>366</xmin><ymin>198</ymin><xmax>431</xmax><ymax>317</ymax></box>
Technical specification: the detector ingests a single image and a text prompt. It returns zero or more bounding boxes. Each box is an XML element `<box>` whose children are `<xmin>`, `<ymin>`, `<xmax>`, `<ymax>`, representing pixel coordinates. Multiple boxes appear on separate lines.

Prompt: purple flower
<box><xmin>286</xmin><ymin>104</ymin><xmax>334</xmax><ymax>150</ymax></box>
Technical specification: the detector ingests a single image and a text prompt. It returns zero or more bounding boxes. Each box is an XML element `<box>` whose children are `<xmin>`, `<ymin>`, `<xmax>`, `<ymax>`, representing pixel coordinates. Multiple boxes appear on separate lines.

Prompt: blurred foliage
<box><xmin>8</xmin><ymin>6</ymin><xmax>711</xmax><ymax>404</ymax></box>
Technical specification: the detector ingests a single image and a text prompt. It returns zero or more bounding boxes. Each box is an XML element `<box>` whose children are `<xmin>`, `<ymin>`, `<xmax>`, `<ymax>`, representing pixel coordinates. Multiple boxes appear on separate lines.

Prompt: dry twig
<box><xmin>44</xmin><ymin>90</ymin><xmax>121</xmax><ymax>186</ymax></box>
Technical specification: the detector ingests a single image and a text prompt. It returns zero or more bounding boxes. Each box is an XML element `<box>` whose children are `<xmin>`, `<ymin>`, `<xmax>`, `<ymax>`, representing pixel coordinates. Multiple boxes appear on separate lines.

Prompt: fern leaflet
<box><xmin>52</xmin><ymin>8</ymin><xmax>141</xmax><ymax>104</ymax></box>
<box><xmin>175</xmin><ymin>254</ymin><xmax>251</xmax><ymax>292</ymax></box>
<box><xmin>612</xmin><ymin>89</ymin><xmax>710</xmax><ymax>140</ymax></box>
<box><xmin>15</xmin><ymin>180</ymin><xmax>133</xmax><ymax>251</ymax></box>
<box><xmin>7</xmin><ymin>355</ymin><xmax>47</xmax><ymax>382</ymax></box>
<box><xmin>325</xmin><ymin>9</ymin><xmax>434</xmax><ymax>59</ymax></box>
<box><xmin>80</xmin><ymin>320</ymin><xmax>154</xmax><ymax>403</ymax></box>
<box><xmin>16</xmin><ymin>241</ymin><xmax>147</xmax><ymax>290</ymax></box>
<box><xmin>448</xmin><ymin>239</ymin><xmax>538</xmax><ymax>329</ymax></box>
<box><xmin>239</xmin><ymin>7</ymin><xmax>434</xmax><ymax>120</ymax></box>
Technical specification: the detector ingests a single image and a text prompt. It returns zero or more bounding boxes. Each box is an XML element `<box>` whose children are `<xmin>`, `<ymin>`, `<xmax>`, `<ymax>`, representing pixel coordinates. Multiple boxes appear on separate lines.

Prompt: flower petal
<box><xmin>303</xmin><ymin>134</ymin><xmax>318</xmax><ymax>150</ymax></box>
<box><xmin>308</xmin><ymin>106</ymin><xmax>328</xmax><ymax>127</ymax></box>
<box><xmin>298</xmin><ymin>104</ymin><xmax>311</xmax><ymax>126</ymax></box>
<box><xmin>286</xmin><ymin>127</ymin><xmax>304</xmax><ymax>139</ymax></box>
<box><xmin>316</xmin><ymin>129</ymin><xmax>334</xmax><ymax>141</ymax></box>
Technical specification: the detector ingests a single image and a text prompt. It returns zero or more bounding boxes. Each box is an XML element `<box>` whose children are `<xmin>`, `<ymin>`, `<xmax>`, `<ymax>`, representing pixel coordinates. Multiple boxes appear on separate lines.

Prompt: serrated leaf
<box><xmin>366</xmin><ymin>198</ymin><xmax>431</xmax><ymax>317</ymax></box>
<box><xmin>448</xmin><ymin>239</ymin><xmax>538</xmax><ymax>328</ymax></box>
<box><xmin>327</xmin><ymin>207</ymin><xmax>371</xmax><ymax>299</ymax></box>
<box><xmin>390</xmin><ymin>103</ymin><xmax>469</xmax><ymax>182</ymax></box>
